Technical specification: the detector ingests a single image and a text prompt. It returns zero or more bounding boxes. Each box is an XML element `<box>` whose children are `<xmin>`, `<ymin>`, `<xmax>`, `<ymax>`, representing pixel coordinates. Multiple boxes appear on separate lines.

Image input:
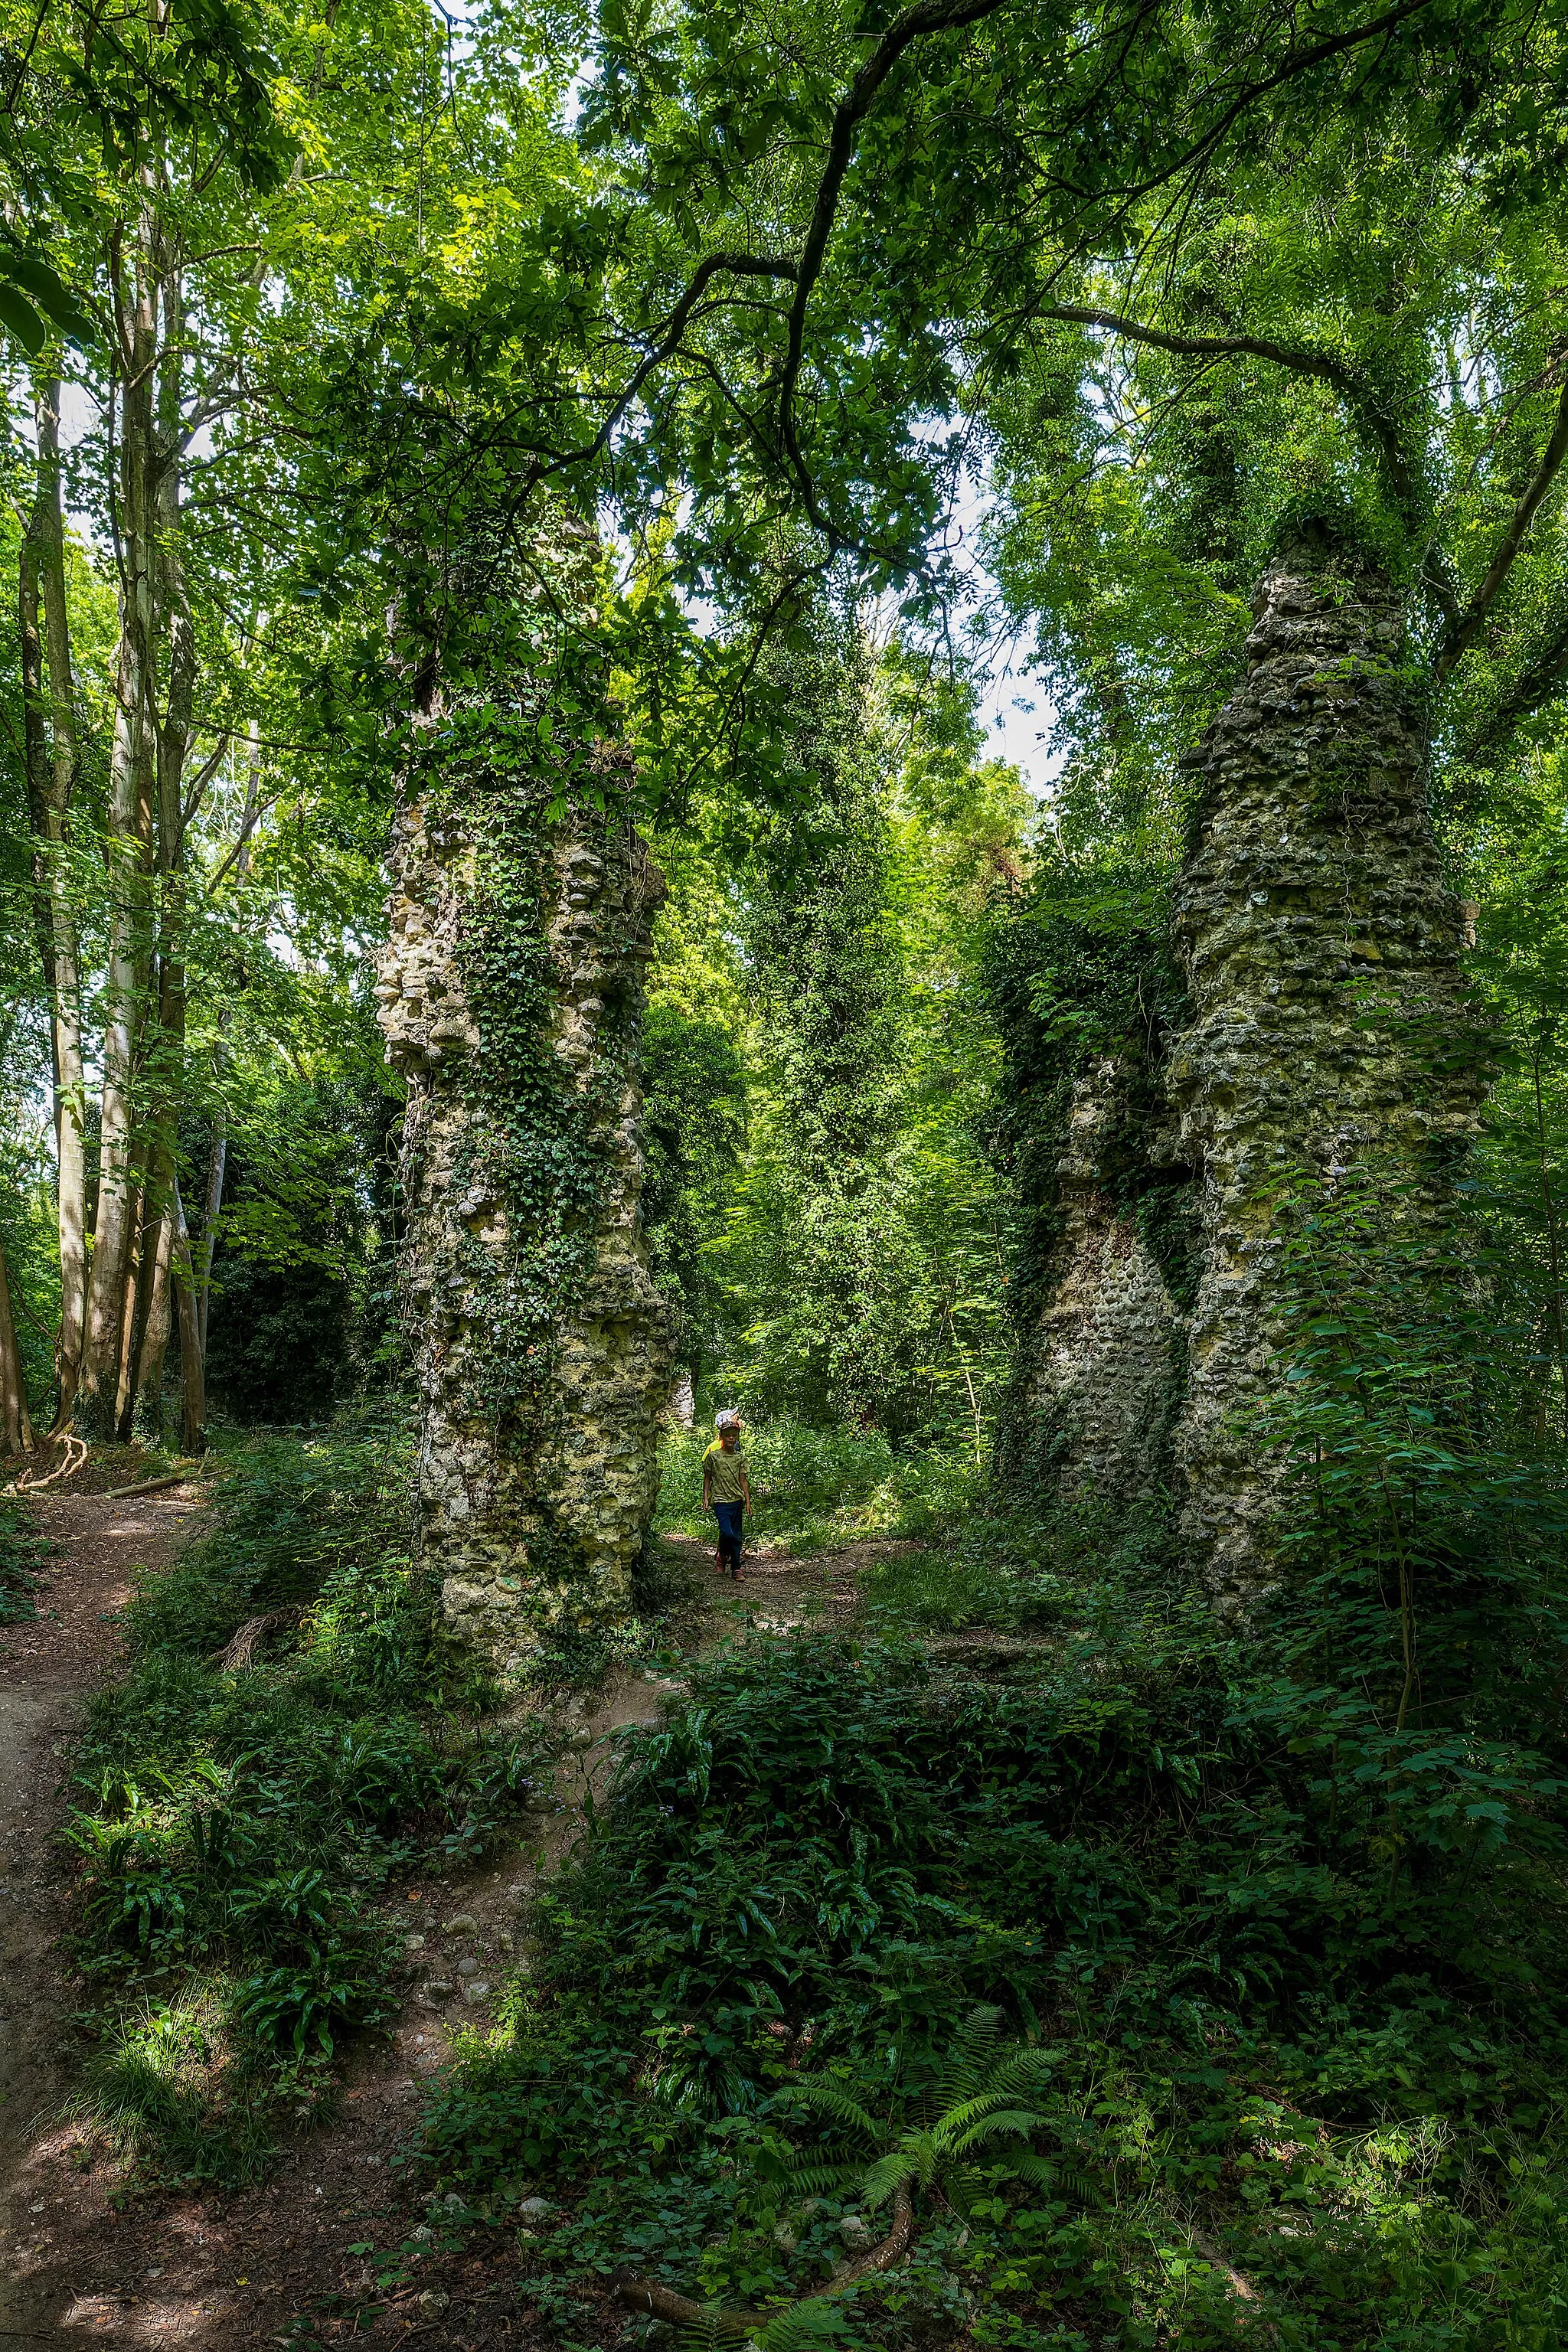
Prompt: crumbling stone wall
<box><xmin>1011</xmin><ymin>1055</ymin><xmax>1186</xmax><ymax>1513</ymax></box>
<box><xmin>1010</xmin><ymin>528</ymin><xmax>1489</xmax><ymax>1604</ymax></box>
<box><xmin>1166</xmin><ymin>529</ymin><xmax>1488</xmax><ymax>1608</ymax></box>
<box><xmin>376</xmin><ymin>746</ymin><xmax>670</xmax><ymax>1674</ymax></box>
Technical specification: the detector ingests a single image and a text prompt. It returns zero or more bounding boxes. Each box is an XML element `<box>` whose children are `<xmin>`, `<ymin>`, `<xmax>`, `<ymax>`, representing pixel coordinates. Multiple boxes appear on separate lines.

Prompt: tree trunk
<box><xmin>78</xmin><ymin>244</ymin><xmax>160</xmax><ymax>1438</ymax></box>
<box><xmin>195</xmin><ymin>1107</ymin><xmax>227</xmax><ymax>1361</ymax></box>
<box><xmin>113</xmin><ymin>1158</ymin><xmax>149</xmax><ymax>1431</ymax></box>
<box><xmin>21</xmin><ymin>377</ymin><xmax>89</xmax><ymax>1422</ymax></box>
<box><xmin>171</xmin><ymin>1178</ymin><xmax>205</xmax><ymax>1455</ymax></box>
<box><xmin>0</xmin><ymin>1241</ymin><xmax>35</xmax><ymax>1458</ymax></box>
<box><xmin>129</xmin><ymin>1180</ymin><xmax>175</xmax><ymax>1444</ymax></box>
<box><xmin>80</xmin><ymin>198</ymin><xmax>198</xmax><ymax>1444</ymax></box>
<box><xmin>1167</xmin><ymin>528</ymin><xmax>1490</xmax><ymax>1607</ymax></box>
<box><xmin>375</xmin><ymin>602</ymin><xmax>671</xmax><ymax>1673</ymax></box>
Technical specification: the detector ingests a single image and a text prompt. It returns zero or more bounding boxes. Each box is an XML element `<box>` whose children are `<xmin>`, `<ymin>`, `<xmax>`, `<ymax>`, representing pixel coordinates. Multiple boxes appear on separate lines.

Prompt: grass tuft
<box><xmin>64</xmin><ymin>1420</ymin><xmax>548</xmax><ymax>2187</ymax></box>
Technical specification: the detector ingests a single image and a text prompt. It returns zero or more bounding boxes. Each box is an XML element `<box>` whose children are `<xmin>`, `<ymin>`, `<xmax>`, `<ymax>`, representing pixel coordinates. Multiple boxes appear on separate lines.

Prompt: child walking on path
<box><xmin>702</xmin><ymin>1410</ymin><xmax>751</xmax><ymax>1580</ymax></box>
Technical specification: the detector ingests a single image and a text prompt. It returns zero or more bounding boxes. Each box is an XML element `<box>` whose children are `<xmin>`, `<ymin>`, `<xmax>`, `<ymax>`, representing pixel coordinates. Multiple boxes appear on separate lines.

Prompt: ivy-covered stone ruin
<box><xmin>376</xmin><ymin>603</ymin><xmax>670</xmax><ymax>1673</ymax></box>
<box><xmin>1003</xmin><ymin>524</ymin><xmax>1491</xmax><ymax>1609</ymax></box>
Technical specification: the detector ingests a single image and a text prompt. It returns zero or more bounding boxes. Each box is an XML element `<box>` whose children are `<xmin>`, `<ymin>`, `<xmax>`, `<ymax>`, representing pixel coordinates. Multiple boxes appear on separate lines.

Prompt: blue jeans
<box><xmin>712</xmin><ymin>1498</ymin><xmax>744</xmax><ymax>1570</ymax></box>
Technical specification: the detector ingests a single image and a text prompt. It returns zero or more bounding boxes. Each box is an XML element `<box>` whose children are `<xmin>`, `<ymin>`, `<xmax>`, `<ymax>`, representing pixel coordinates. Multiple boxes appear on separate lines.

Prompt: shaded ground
<box><xmin>0</xmin><ymin>1484</ymin><xmax>914</xmax><ymax>2347</ymax></box>
<box><xmin>0</xmin><ymin>1467</ymin><xmax>210</xmax><ymax>2347</ymax></box>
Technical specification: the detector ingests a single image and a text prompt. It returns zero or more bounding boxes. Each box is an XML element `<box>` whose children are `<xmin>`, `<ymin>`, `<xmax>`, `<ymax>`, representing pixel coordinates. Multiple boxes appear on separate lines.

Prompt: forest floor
<box><xmin>0</xmin><ymin>1488</ymin><xmax>911</xmax><ymax>2348</ymax></box>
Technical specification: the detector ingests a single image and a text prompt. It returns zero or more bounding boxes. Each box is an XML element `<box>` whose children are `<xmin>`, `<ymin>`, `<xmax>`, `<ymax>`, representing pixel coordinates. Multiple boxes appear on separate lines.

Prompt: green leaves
<box><xmin>63</xmin><ymin>1428</ymin><xmax>549</xmax><ymax>2180</ymax></box>
<box><xmin>0</xmin><ymin>250</ymin><xmax>95</xmax><ymax>351</ymax></box>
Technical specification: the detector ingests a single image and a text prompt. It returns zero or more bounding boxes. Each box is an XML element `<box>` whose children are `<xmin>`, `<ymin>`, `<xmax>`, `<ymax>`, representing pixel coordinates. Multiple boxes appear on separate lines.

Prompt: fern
<box><xmin>777</xmin><ymin>2078</ymin><xmax>882</xmax><ymax>2141</ymax></box>
<box><xmin>754</xmin><ymin>2301</ymin><xmax>862</xmax><ymax>2350</ymax></box>
<box><xmin>785</xmin><ymin>2158</ymin><xmax>863</xmax><ymax>2199</ymax></box>
<box><xmin>931</xmin><ymin>2003</ymin><xmax>1006</xmax><ymax>2112</ymax></box>
<box><xmin>673</xmin><ymin>2319</ymin><xmax>733</xmax><ymax>2352</ymax></box>
<box><xmin>780</xmin><ymin>2010</ymin><xmax>1077</xmax><ymax>2224</ymax></box>
<box><xmin>654</xmin><ymin>2017</ymin><xmax>1082</xmax><ymax>2346</ymax></box>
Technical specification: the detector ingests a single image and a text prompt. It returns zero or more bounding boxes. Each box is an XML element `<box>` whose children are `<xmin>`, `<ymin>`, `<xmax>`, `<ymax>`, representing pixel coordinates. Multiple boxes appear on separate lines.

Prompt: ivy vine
<box><xmin>416</xmin><ymin>704</ymin><xmax>639</xmax><ymax>1457</ymax></box>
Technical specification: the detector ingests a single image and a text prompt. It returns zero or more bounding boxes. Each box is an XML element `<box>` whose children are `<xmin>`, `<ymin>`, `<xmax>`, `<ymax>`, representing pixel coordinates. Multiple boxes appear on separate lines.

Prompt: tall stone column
<box><xmin>375</xmin><ymin>738</ymin><xmax>671</xmax><ymax>1675</ymax></box>
<box><xmin>1167</xmin><ymin>528</ymin><xmax>1488</xmax><ymax>1609</ymax></box>
<box><xmin>1005</xmin><ymin>1053</ymin><xmax>1187</xmax><ymax>1515</ymax></box>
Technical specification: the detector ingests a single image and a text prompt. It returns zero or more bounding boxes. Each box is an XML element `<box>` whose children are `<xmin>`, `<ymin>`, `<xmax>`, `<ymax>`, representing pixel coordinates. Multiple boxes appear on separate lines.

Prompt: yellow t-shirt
<box><xmin>704</xmin><ymin>1441</ymin><xmax>748</xmax><ymax>1505</ymax></box>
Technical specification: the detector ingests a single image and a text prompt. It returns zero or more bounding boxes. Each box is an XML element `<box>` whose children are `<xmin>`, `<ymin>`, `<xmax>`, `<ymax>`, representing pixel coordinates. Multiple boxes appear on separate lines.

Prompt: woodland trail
<box><xmin>0</xmin><ymin>1475</ymin><xmax>209</xmax><ymax>2346</ymax></box>
<box><xmin>0</xmin><ymin>1492</ymin><xmax>897</xmax><ymax>2348</ymax></box>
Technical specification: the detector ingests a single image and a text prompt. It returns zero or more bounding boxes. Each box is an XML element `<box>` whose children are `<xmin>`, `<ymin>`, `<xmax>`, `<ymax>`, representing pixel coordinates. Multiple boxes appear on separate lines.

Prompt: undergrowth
<box><xmin>861</xmin><ymin>1494</ymin><xmax>1174</xmax><ymax>1632</ymax></box>
<box><xmin>655</xmin><ymin>1414</ymin><xmax>983</xmax><ymax>1553</ymax></box>
<box><xmin>412</xmin><ymin>1577</ymin><xmax>1568</xmax><ymax>2349</ymax></box>
<box><xmin>64</xmin><ymin>1423</ymin><xmax>548</xmax><ymax>2188</ymax></box>
<box><xmin>0</xmin><ymin>1494</ymin><xmax>47</xmax><ymax>1620</ymax></box>
<box><xmin>405</xmin><ymin>1178</ymin><xmax>1568</xmax><ymax>2350</ymax></box>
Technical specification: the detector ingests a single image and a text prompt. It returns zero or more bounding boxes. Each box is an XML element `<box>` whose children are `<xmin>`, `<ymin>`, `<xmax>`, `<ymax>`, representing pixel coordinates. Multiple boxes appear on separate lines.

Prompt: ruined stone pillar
<box><xmin>1168</xmin><ymin>528</ymin><xmax>1488</xmax><ymax>1609</ymax></box>
<box><xmin>375</xmin><ymin>732</ymin><xmax>670</xmax><ymax>1674</ymax></box>
<box><xmin>1006</xmin><ymin>1054</ymin><xmax>1187</xmax><ymax>1514</ymax></box>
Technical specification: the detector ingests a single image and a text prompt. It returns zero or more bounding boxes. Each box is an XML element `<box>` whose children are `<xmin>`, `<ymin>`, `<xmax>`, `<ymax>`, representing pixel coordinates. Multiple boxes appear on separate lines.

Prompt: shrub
<box><xmin>655</xmin><ymin>1414</ymin><xmax>985</xmax><ymax>1553</ymax></box>
<box><xmin>0</xmin><ymin>1496</ymin><xmax>45</xmax><ymax>1622</ymax></box>
<box><xmin>65</xmin><ymin>1424</ymin><xmax>547</xmax><ymax>2185</ymax></box>
<box><xmin>418</xmin><ymin>1609</ymin><xmax>1568</xmax><ymax>2348</ymax></box>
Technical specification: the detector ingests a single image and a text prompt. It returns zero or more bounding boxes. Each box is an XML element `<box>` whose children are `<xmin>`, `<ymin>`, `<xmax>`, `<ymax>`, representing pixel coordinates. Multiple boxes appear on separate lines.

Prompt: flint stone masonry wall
<box><xmin>1015</xmin><ymin>534</ymin><xmax>1489</xmax><ymax>1604</ymax></box>
<box><xmin>1167</xmin><ymin>535</ymin><xmax>1488</xmax><ymax>1608</ymax></box>
<box><xmin>1015</xmin><ymin>1055</ymin><xmax>1185</xmax><ymax>1514</ymax></box>
<box><xmin>376</xmin><ymin>777</ymin><xmax>670</xmax><ymax>1672</ymax></box>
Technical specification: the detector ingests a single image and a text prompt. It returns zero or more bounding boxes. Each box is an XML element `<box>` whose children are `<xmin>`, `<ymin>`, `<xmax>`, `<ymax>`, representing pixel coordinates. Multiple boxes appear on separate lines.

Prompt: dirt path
<box><xmin>0</xmin><ymin>1479</ymin><xmax>208</xmax><ymax>2347</ymax></box>
<box><xmin>0</xmin><ymin>1491</ymin><xmax>903</xmax><ymax>2347</ymax></box>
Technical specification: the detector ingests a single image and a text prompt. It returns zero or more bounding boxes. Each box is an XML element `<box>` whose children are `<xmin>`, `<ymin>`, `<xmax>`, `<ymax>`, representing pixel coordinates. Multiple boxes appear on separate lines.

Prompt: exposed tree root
<box><xmin>611</xmin><ymin>2278</ymin><xmax>756</xmax><ymax>2334</ymax></box>
<box><xmin>101</xmin><ymin>1464</ymin><xmax>205</xmax><ymax>1501</ymax></box>
<box><xmin>613</xmin><ymin>2183</ymin><xmax>913</xmax><ymax>2335</ymax></box>
<box><xmin>212</xmin><ymin>1609</ymin><xmax>297</xmax><ymax>1671</ymax></box>
<box><xmin>11</xmin><ymin>1432</ymin><xmax>87</xmax><ymax>1493</ymax></box>
<box><xmin>1189</xmin><ymin>2230</ymin><xmax>1279</xmax><ymax>2338</ymax></box>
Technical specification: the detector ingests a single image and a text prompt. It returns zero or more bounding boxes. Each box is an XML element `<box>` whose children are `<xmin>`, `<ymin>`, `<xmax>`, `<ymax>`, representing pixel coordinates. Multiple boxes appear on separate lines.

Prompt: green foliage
<box><xmin>655</xmin><ymin>1414</ymin><xmax>983</xmax><ymax>1555</ymax></box>
<box><xmin>861</xmin><ymin>1497</ymin><xmax>1173</xmax><ymax>1635</ymax></box>
<box><xmin>985</xmin><ymin>852</ymin><xmax>1199</xmax><ymax>1488</ymax></box>
<box><xmin>0</xmin><ymin>1495</ymin><xmax>46</xmax><ymax>1622</ymax></box>
<box><xmin>779</xmin><ymin>2007</ymin><xmax>1063</xmax><ymax>2212</ymax></box>
<box><xmin>710</xmin><ymin>627</ymin><xmax>920</xmax><ymax>1427</ymax></box>
<box><xmin>413</xmin><ymin>1485</ymin><xmax>1568</xmax><ymax>2348</ymax></box>
<box><xmin>0</xmin><ymin>1100</ymin><xmax>61</xmax><ymax>1413</ymax></box>
<box><xmin>1243</xmin><ymin>1166</ymin><xmax>1568</xmax><ymax>1889</ymax></box>
<box><xmin>641</xmin><ymin>996</ymin><xmax>748</xmax><ymax>1383</ymax></box>
<box><xmin>663</xmin><ymin>625</ymin><xmax>1022</xmax><ymax>1449</ymax></box>
<box><xmin>201</xmin><ymin>991</ymin><xmax>403</xmax><ymax>1426</ymax></box>
<box><xmin>65</xmin><ymin>1426</ymin><xmax>545</xmax><ymax>2184</ymax></box>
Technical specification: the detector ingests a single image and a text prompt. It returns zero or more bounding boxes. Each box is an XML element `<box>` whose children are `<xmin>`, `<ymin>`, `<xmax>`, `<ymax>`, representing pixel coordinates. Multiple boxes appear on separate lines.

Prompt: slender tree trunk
<box><xmin>171</xmin><ymin>1178</ymin><xmax>204</xmax><ymax>1455</ymax></box>
<box><xmin>195</xmin><ymin>1112</ymin><xmax>226</xmax><ymax>1361</ymax></box>
<box><xmin>0</xmin><ymin>1242</ymin><xmax>35</xmax><ymax>1458</ymax></box>
<box><xmin>21</xmin><ymin>377</ymin><xmax>89</xmax><ymax>1423</ymax></box>
<box><xmin>113</xmin><ymin>1146</ymin><xmax>154</xmax><ymax>1434</ymax></box>
<box><xmin>130</xmin><ymin>1182</ymin><xmax>175</xmax><ymax>1444</ymax></box>
<box><xmin>186</xmin><ymin>742</ymin><xmax>255</xmax><ymax>1381</ymax></box>
<box><xmin>81</xmin><ymin>197</ymin><xmax>199</xmax><ymax>1443</ymax></box>
<box><xmin>78</xmin><ymin>237</ymin><xmax>160</xmax><ymax>1436</ymax></box>
<box><xmin>1531</xmin><ymin>1037</ymin><xmax>1567</xmax><ymax>1437</ymax></box>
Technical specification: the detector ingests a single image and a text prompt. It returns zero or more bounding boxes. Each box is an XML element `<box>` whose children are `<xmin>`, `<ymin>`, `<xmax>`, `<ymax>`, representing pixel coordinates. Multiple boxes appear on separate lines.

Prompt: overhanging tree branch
<box><xmin>1042</xmin><ymin>302</ymin><xmax>1419</xmax><ymax>513</ymax></box>
<box><xmin>769</xmin><ymin>0</ymin><xmax>1442</xmax><ymax>554</ymax></box>
<box><xmin>533</xmin><ymin>250</ymin><xmax>798</xmax><ymax>483</ymax></box>
<box><xmin>776</xmin><ymin>0</ymin><xmax>1012</xmax><ymax>541</ymax></box>
<box><xmin>1072</xmin><ymin>0</ymin><xmax>1439</xmax><ymax>206</ymax></box>
<box><xmin>1435</xmin><ymin>374</ymin><xmax>1568</xmax><ymax>684</ymax></box>
<box><xmin>1459</xmin><ymin>603</ymin><xmax>1568</xmax><ymax>760</ymax></box>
